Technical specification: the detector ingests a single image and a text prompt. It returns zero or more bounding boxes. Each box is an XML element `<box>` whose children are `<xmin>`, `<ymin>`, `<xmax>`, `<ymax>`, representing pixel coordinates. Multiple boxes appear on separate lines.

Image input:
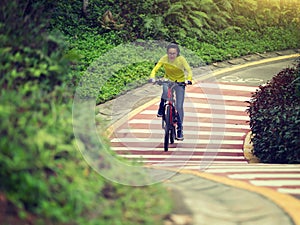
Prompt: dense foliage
<box><xmin>0</xmin><ymin>1</ymin><xmax>171</xmax><ymax>224</ymax></box>
<box><xmin>51</xmin><ymin>0</ymin><xmax>300</xmax><ymax>41</ymax></box>
<box><xmin>54</xmin><ymin>0</ymin><xmax>300</xmax><ymax>103</ymax></box>
<box><xmin>247</xmin><ymin>60</ymin><xmax>300</xmax><ymax>163</ymax></box>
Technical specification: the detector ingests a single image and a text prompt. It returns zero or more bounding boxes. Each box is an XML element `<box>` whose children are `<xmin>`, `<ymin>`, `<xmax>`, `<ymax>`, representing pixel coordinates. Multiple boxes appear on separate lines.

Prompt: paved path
<box><xmin>164</xmin><ymin>172</ymin><xmax>297</xmax><ymax>225</ymax></box>
<box><xmin>110</xmin><ymin>82</ymin><xmax>252</xmax><ymax>165</ymax></box>
<box><xmin>99</xmin><ymin>50</ymin><xmax>300</xmax><ymax>225</ymax></box>
<box><xmin>109</xmin><ymin>81</ymin><xmax>300</xmax><ymax>199</ymax></box>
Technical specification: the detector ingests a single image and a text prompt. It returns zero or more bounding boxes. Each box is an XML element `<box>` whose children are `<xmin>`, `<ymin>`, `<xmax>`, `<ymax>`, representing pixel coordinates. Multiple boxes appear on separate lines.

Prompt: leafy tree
<box><xmin>162</xmin><ymin>0</ymin><xmax>209</xmax><ymax>38</ymax></box>
<box><xmin>82</xmin><ymin>0</ymin><xmax>89</xmax><ymax>16</ymax></box>
<box><xmin>229</xmin><ymin>0</ymin><xmax>300</xmax><ymax>29</ymax></box>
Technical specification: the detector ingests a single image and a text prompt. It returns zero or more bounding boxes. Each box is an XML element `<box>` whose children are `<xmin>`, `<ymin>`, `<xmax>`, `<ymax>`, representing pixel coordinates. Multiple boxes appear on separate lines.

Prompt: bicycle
<box><xmin>155</xmin><ymin>80</ymin><xmax>186</xmax><ymax>151</ymax></box>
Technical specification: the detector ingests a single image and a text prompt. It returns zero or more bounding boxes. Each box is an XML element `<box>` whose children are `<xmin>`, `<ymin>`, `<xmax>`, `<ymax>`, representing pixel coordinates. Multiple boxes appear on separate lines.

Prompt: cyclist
<box><xmin>149</xmin><ymin>43</ymin><xmax>193</xmax><ymax>140</ymax></box>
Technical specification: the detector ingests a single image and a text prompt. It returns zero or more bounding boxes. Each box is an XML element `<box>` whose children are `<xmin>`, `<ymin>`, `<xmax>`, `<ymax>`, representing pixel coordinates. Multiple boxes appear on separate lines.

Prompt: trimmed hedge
<box><xmin>247</xmin><ymin>59</ymin><xmax>300</xmax><ymax>163</ymax></box>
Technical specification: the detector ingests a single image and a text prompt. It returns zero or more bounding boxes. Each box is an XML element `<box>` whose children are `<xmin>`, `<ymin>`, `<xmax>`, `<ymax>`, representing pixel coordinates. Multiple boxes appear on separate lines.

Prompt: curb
<box><xmin>243</xmin><ymin>131</ymin><xmax>260</xmax><ymax>163</ymax></box>
<box><xmin>194</xmin><ymin>50</ymin><xmax>300</xmax><ymax>82</ymax></box>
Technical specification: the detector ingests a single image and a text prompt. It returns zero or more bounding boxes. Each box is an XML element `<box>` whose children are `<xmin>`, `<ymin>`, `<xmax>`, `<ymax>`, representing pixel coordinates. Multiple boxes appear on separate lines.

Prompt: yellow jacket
<box><xmin>150</xmin><ymin>55</ymin><xmax>192</xmax><ymax>82</ymax></box>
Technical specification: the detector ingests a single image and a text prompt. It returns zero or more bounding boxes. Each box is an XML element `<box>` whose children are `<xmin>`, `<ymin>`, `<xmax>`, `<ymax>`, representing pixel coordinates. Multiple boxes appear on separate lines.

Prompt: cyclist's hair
<box><xmin>167</xmin><ymin>43</ymin><xmax>180</xmax><ymax>56</ymax></box>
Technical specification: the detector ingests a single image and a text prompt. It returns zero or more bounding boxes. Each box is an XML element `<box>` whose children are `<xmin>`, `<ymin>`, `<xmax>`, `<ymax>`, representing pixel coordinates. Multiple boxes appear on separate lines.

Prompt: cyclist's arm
<box><xmin>150</xmin><ymin>61</ymin><xmax>163</xmax><ymax>79</ymax></box>
<box><xmin>181</xmin><ymin>57</ymin><xmax>192</xmax><ymax>81</ymax></box>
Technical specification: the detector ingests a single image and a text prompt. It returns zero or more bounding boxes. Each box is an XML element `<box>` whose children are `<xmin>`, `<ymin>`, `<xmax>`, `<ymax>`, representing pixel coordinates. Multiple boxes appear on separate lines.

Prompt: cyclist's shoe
<box><xmin>157</xmin><ymin>113</ymin><xmax>163</xmax><ymax>117</ymax></box>
<box><xmin>176</xmin><ymin>130</ymin><xmax>184</xmax><ymax>141</ymax></box>
<box><xmin>186</xmin><ymin>80</ymin><xmax>192</xmax><ymax>85</ymax></box>
<box><xmin>157</xmin><ymin>105</ymin><xmax>164</xmax><ymax>117</ymax></box>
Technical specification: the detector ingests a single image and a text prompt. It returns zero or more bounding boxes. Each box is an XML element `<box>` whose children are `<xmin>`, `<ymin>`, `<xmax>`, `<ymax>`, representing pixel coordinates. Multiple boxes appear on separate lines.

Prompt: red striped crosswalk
<box><xmin>109</xmin><ymin>82</ymin><xmax>300</xmax><ymax>198</ymax></box>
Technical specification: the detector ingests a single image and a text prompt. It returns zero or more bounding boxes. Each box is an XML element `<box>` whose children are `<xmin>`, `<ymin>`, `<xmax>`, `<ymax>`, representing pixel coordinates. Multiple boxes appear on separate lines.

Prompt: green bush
<box><xmin>0</xmin><ymin>1</ymin><xmax>172</xmax><ymax>224</ymax></box>
<box><xmin>0</xmin><ymin>88</ymin><xmax>103</xmax><ymax>221</ymax></box>
<box><xmin>247</xmin><ymin>59</ymin><xmax>300</xmax><ymax>163</ymax></box>
<box><xmin>74</xmin><ymin>40</ymin><xmax>204</xmax><ymax>103</ymax></box>
<box><xmin>0</xmin><ymin>88</ymin><xmax>172</xmax><ymax>224</ymax></box>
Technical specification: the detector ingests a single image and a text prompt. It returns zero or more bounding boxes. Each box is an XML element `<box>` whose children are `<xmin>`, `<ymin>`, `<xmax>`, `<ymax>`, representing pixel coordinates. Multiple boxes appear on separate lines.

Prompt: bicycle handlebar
<box><xmin>153</xmin><ymin>80</ymin><xmax>187</xmax><ymax>86</ymax></box>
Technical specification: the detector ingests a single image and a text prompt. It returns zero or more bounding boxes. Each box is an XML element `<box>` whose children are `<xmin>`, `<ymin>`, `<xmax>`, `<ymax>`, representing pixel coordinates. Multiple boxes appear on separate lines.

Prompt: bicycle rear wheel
<box><xmin>163</xmin><ymin>105</ymin><xmax>172</xmax><ymax>151</ymax></box>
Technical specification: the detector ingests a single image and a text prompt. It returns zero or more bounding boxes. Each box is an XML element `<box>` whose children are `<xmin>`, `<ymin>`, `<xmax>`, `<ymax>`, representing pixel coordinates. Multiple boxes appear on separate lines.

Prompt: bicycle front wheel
<box><xmin>164</xmin><ymin>105</ymin><xmax>175</xmax><ymax>151</ymax></box>
<box><xmin>163</xmin><ymin>105</ymin><xmax>172</xmax><ymax>151</ymax></box>
<box><xmin>170</xmin><ymin>125</ymin><xmax>175</xmax><ymax>144</ymax></box>
<box><xmin>164</xmin><ymin>125</ymin><xmax>170</xmax><ymax>151</ymax></box>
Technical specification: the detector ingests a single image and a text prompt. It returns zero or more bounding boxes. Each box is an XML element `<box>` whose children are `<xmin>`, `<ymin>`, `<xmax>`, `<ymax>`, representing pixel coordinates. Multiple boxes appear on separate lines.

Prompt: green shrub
<box><xmin>247</xmin><ymin>59</ymin><xmax>300</xmax><ymax>163</ymax></box>
<box><xmin>0</xmin><ymin>88</ymin><xmax>172</xmax><ymax>224</ymax></box>
<box><xmin>74</xmin><ymin>40</ymin><xmax>204</xmax><ymax>103</ymax></box>
<box><xmin>0</xmin><ymin>0</ymin><xmax>74</xmax><ymax>94</ymax></box>
<box><xmin>0</xmin><ymin>1</ymin><xmax>172</xmax><ymax>224</ymax></box>
<box><xmin>0</xmin><ymin>88</ymin><xmax>103</xmax><ymax>221</ymax></box>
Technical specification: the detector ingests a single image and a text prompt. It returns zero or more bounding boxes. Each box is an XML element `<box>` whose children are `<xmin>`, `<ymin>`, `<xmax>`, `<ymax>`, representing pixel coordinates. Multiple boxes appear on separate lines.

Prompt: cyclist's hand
<box><xmin>186</xmin><ymin>80</ymin><xmax>192</xmax><ymax>85</ymax></box>
<box><xmin>148</xmin><ymin>78</ymin><xmax>155</xmax><ymax>83</ymax></box>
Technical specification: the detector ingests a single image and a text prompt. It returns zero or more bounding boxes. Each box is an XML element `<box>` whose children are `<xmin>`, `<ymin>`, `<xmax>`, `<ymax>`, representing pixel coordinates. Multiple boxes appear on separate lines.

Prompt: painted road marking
<box><xmin>196</xmin><ymin>82</ymin><xmax>258</xmax><ymax>92</ymax></box>
<box><xmin>109</xmin><ymin>81</ymin><xmax>300</xmax><ymax>199</ymax></box>
<box><xmin>278</xmin><ymin>188</ymin><xmax>300</xmax><ymax>195</ymax></box>
<box><xmin>170</xmin><ymin>102</ymin><xmax>248</xmax><ymax>112</ymax></box>
<box><xmin>250</xmin><ymin>180</ymin><xmax>300</xmax><ymax>187</ymax></box>
<box><xmin>119</xmin><ymin>154</ymin><xmax>246</xmax><ymax>160</ymax></box>
<box><xmin>186</xmin><ymin>92</ymin><xmax>250</xmax><ymax>102</ymax></box>
<box><xmin>228</xmin><ymin>174</ymin><xmax>300</xmax><ymax>179</ymax></box>
<box><xmin>127</xmin><ymin>119</ymin><xmax>250</xmax><ymax>129</ymax></box>
<box><xmin>141</xmin><ymin>110</ymin><xmax>249</xmax><ymax>121</ymax></box>
<box><xmin>111</xmin><ymin>137</ymin><xmax>243</xmax><ymax>145</ymax></box>
<box><xmin>117</xmin><ymin>129</ymin><xmax>246</xmax><ymax>137</ymax></box>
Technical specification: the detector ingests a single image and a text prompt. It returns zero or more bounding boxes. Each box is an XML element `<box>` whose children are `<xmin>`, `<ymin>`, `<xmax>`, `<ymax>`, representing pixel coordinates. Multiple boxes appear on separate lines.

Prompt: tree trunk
<box><xmin>82</xmin><ymin>0</ymin><xmax>89</xmax><ymax>16</ymax></box>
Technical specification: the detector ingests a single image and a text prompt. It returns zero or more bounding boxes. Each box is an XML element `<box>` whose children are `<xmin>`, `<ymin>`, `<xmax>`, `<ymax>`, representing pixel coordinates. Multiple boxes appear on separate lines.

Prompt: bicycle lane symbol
<box><xmin>219</xmin><ymin>75</ymin><xmax>263</xmax><ymax>84</ymax></box>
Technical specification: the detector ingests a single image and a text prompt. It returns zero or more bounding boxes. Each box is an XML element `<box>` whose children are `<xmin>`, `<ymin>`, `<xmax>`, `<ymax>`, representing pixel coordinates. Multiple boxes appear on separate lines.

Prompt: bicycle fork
<box><xmin>162</xmin><ymin>103</ymin><xmax>177</xmax><ymax>129</ymax></box>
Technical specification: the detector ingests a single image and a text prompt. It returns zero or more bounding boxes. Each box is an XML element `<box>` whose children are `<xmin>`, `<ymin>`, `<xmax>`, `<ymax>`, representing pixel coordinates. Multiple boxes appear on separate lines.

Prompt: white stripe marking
<box><xmin>117</xmin><ymin>129</ymin><xmax>246</xmax><ymax>137</ymax></box>
<box><xmin>250</xmin><ymin>180</ymin><xmax>300</xmax><ymax>187</ymax></box>
<box><xmin>129</xmin><ymin>161</ymin><xmax>248</xmax><ymax>165</ymax></box>
<box><xmin>150</xmin><ymin>161</ymin><xmax>248</xmax><ymax>166</ymax></box>
<box><xmin>202</xmin><ymin>164</ymin><xmax>300</xmax><ymax>169</ymax></box>
<box><xmin>128</xmin><ymin>119</ymin><xmax>250</xmax><ymax>129</ymax></box>
<box><xmin>141</xmin><ymin>110</ymin><xmax>249</xmax><ymax>121</ymax></box>
<box><xmin>204</xmin><ymin>168</ymin><xmax>300</xmax><ymax>173</ymax></box>
<box><xmin>156</xmin><ymin>102</ymin><xmax>248</xmax><ymax>112</ymax></box>
<box><xmin>278</xmin><ymin>188</ymin><xmax>300</xmax><ymax>194</ymax></box>
<box><xmin>159</xmin><ymin>102</ymin><xmax>248</xmax><ymax>112</ymax></box>
<box><xmin>186</xmin><ymin>93</ymin><xmax>250</xmax><ymax>102</ymax></box>
<box><xmin>228</xmin><ymin>174</ymin><xmax>300</xmax><ymax>179</ymax></box>
<box><xmin>196</xmin><ymin>83</ymin><xmax>258</xmax><ymax>92</ymax></box>
<box><xmin>111</xmin><ymin>147</ymin><xmax>244</xmax><ymax>153</ymax></box>
<box><xmin>119</xmin><ymin>155</ymin><xmax>245</xmax><ymax>160</ymax></box>
<box><xmin>111</xmin><ymin>138</ymin><xmax>243</xmax><ymax>145</ymax></box>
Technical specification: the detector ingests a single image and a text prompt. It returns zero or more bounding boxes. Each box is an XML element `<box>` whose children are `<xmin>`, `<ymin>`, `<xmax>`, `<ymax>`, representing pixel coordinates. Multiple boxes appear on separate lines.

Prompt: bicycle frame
<box><xmin>156</xmin><ymin>80</ymin><xmax>185</xmax><ymax>151</ymax></box>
